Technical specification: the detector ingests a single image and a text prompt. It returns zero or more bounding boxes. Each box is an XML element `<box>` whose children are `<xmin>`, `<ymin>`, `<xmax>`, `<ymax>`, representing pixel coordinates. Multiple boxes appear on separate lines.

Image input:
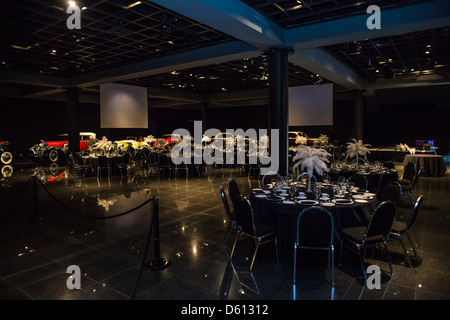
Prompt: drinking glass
<box><xmin>314</xmin><ymin>186</ymin><xmax>321</xmax><ymax>200</ymax></box>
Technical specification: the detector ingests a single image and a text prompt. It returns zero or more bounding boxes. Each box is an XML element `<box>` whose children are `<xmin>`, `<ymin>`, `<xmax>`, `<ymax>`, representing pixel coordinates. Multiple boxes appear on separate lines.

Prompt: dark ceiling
<box><xmin>0</xmin><ymin>0</ymin><xmax>449</xmax><ymax>108</ymax></box>
<box><xmin>240</xmin><ymin>0</ymin><xmax>433</xmax><ymax>29</ymax></box>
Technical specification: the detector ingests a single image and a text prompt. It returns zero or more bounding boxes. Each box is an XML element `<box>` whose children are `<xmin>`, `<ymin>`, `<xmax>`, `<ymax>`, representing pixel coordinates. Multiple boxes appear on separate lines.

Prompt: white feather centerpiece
<box><xmin>346</xmin><ymin>139</ymin><xmax>371</xmax><ymax>166</ymax></box>
<box><xmin>293</xmin><ymin>145</ymin><xmax>331</xmax><ymax>192</ymax></box>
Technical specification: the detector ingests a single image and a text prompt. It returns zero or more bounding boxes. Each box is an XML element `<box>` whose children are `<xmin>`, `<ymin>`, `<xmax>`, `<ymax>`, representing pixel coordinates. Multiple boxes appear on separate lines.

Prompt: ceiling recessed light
<box><xmin>124</xmin><ymin>1</ymin><xmax>141</xmax><ymax>9</ymax></box>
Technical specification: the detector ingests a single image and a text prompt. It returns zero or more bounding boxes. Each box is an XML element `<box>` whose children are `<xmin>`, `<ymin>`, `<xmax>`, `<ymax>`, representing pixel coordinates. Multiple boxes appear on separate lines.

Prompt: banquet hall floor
<box><xmin>1</xmin><ymin>161</ymin><xmax>449</xmax><ymax>301</ymax></box>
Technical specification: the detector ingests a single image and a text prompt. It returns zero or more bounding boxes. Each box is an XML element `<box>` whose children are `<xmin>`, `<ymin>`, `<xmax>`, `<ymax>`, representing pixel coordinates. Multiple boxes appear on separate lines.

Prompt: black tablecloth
<box><xmin>402</xmin><ymin>154</ymin><xmax>447</xmax><ymax>177</ymax></box>
<box><xmin>250</xmin><ymin>191</ymin><xmax>378</xmax><ymax>260</ymax></box>
<box><xmin>328</xmin><ymin>169</ymin><xmax>398</xmax><ymax>191</ymax></box>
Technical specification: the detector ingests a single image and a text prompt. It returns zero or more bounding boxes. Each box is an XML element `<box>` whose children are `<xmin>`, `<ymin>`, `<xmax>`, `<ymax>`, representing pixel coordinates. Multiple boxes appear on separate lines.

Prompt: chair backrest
<box><xmin>296</xmin><ymin>206</ymin><xmax>334</xmax><ymax>248</ymax></box>
<box><xmin>378</xmin><ymin>172</ymin><xmax>396</xmax><ymax>194</ymax></box>
<box><xmin>364</xmin><ymin>201</ymin><xmax>397</xmax><ymax>243</ymax></box>
<box><xmin>296</xmin><ymin>172</ymin><xmax>317</xmax><ymax>183</ymax></box>
<box><xmin>262</xmin><ymin>171</ymin><xmax>282</xmax><ymax>186</ymax></box>
<box><xmin>220</xmin><ymin>185</ymin><xmax>235</xmax><ymax>221</ymax></box>
<box><xmin>406</xmin><ymin>195</ymin><xmax>423</xmax><ymax>230</ymax></box>
<box><xmin>402</xmin><ymin>162</ymin><xmax>416</xmax><ymax>182</ymax></box>
<box><xmin>227</xmin><ymin>178</ymin><xmax>241</xmax><ymax>205</ymax></box>
<box><xmin>380</xmin><ymin>181</ymin><xmax>402</xmax><ymax>203</ymax></box>
<box><xmin>232</xmin><ymin>195</ymin><xmax>256</xmax><ymax>236</ymax></box>
<box><xmin>349</xmin><ymin>174</ymin><xmax>368</xmax><ymax>190</ymax></box>
<box><xmin>412</xmin><ymin>167</ymin><xmax>422</xmax><ymax>188</ymax></box>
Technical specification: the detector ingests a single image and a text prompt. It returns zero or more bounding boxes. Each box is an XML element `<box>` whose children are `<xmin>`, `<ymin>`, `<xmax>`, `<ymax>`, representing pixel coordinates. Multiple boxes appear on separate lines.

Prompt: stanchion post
<box><xmin>30</xmin><ymin>174</ymin><xmax>45</xmax><ymax>223</ymax></box>
<box><xmin>145</xmin><ymin>197</ymin><xmax>171</xmax><ymax>270</ymax></box>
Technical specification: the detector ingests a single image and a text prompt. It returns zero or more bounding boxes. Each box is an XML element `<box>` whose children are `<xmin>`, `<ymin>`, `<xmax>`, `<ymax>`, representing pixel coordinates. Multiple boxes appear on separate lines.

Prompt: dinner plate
<box><xmin>353</xmin><ymin>194</ymin><xmax>372</xmax><ymax>200</ymax></box>
<box><xmin>355</xmin><ymin>199</ymin><xmax>368</xmax><ymax>203</ymax></box>
<box><xmin>298</xmin><ymin>200</ymin><xmax>319</xmax><ymax>206</ymax></box>
<box><xmin>282</xmin><ymin>200</ymin><xmax>295</xmax><ymax>205</ymax></box>
<box><xmin>322</xmin><ymin>202</ymin><xmax>335</xmax><ymax>207</ymax></box>
<box><xmin>332</xmin><ymin>199</ymin><xmax>353</xmax><ymax>205</ymax></box>
<box><xmin>364</xmin><ymin>193</ymin><xmax>376</xmax><ymax>197</ymax></box>
<box><xmin>252</xmin><ymin>189</ymin><xmax>265</xmax><ymax>194</ymax></box>
<box><xmin>266</xmin><ymin>196</ymin><xmax>284</xmax><ymax>201</ymax></box>
<box><xmin>255</xmin><ymin>194</ymin><xmax>267</xmax><ymax>198</ymax></box>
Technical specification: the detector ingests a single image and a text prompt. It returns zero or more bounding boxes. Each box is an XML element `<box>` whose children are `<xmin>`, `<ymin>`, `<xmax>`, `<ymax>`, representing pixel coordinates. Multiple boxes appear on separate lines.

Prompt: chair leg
<box><xmin>383</xmin><ymin>242</ymin><xmax>395</xmax><ymax>276</ymax></box>
<box><xmin>330</xmin><ymin>246</ymin><xmax>335</xmax><ymax>287</ymax></box>
<box><xmin>405</xmin><ymin>232</ymin><xmax>418</xmax><ymax>257</ymax></box>
<box><xmin>250</xmin><ymin>239</ymin><xmax>261</xmax><ymax>271</ymax></box>
<box><xmin>293</xmin><ymin>243</ymin><xmax>298</xmax><ymax>284</ymax></box>
<box><xmin>398</xmin><ymin>237</ymin><xmax>413</xmax><ymax>268</ymax></box>
<box><xmin>357</xmin><ymin>247</ymin><xmax>368</xmax><ymax>280</ymax></box>
<box><xmin>229</xmin><ymin>232</ymin><xmax>240</xmax><ymax>259</ymax></box>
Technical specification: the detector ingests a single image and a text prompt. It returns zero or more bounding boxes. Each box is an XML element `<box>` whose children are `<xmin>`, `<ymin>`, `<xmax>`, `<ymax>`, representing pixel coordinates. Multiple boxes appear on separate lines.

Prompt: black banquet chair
<box><xmin>339</xmin><ymin>201</ymin><xmax>397</xmax><ymax>280</ymax></box>
<box><xmin>227</xmin><ymin>178</ymin><xmax>241</xmax><ymax>206</ymax></box>
<box><xmin>400</xmin><ymin>167</ymin><xmax>422</xmax><ymax>206</ymax></box>
<box><xmin>389</xmin><ymin>195</ymin><xmax>423</xmax><ymax>268</ymax></box>
<box><xmin>380</xmin><ymin>181</ymin><xmax>402</xmax><ymax>204</ymax></box>
<box><xmin>293</xmin><ymin>206</ymin><xmax>335</xmax><ymax>286</ymax></box>
<box><xmin>220</xmin><ymin>185</ymin><xmax>237</xmax><ymax>243</ymax></box>
<box><xmin>230</xmin><ymin>195</ymin><xmax>278</xmax><ymax>270</ymax></box>
<box><xmin>349</xmin><ymin>173</ymin><xmax>368</xmax><ymax>191</ymax></box>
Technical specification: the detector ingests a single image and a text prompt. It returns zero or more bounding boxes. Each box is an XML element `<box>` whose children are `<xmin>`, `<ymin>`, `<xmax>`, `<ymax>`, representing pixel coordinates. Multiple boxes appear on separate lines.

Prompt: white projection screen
<box><xmin>288</xmin><ymin>83</ymin><xmax>333</xmax><ymax>126</ymax></box>
<box><xmin>100</xmin><ymin>83</ymin><xmax>148</xmax><ymax>128</ymax></box>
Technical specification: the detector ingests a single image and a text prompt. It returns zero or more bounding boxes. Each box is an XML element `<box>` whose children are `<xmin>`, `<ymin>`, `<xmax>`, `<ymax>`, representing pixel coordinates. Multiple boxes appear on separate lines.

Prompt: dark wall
<box><xmin>364</xmin><ymin>85</ymin><xmax>450</xmax><ymax>155</ymax></box>
<box><xmin>0</xmin><ymin>97</ymin><xmax>201</xmax><ymax>155</ymax></box>
<box><xmin>2</xmin><ymin>84</ymin><xmax>448</xmax><ymax>158</ymax></box>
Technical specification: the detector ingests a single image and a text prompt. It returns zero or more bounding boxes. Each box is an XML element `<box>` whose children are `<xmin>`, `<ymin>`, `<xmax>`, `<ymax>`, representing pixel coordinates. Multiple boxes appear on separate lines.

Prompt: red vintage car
<box><xmin>0</xmin><ymin>140</ymin><xmax>14</xmax><ymax>165</ymax></box>
<box><xmin>29</xmin><ymin>132</ymin><xmax>96</xmax><ymax>163</ymax></box>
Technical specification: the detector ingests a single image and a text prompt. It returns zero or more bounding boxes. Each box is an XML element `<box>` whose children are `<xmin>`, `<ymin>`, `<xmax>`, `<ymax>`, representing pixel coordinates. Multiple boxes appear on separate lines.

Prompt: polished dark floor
<box><xmin>1</xmin><ymin>160</ymin><xmax>449</xmax><ymax>300</ymax></box>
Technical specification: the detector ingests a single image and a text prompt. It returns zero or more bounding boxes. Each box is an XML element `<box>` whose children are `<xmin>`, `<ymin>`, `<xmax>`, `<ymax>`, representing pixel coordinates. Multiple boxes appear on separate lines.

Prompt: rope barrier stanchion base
<box><xmin>145</xmin><ymin>258</ymin><xmax>171</xmax><ymax>271</ymax></box>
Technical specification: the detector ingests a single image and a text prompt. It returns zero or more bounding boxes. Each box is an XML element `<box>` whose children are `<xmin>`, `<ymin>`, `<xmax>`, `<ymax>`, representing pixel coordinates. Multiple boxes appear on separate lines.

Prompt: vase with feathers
<box><xmin>346</xmin><ymin>139</ymin><xmax>371</xmax><ymax>168</ymax></box>
<box><xmin>293</xmin><ymin>146</ymin><xmax>331</xmax><ymax>192</ymax></box>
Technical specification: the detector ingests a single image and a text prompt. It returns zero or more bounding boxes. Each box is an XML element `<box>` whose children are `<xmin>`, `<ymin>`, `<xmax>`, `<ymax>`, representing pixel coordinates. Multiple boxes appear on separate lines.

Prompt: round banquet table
<box><xmin>327</xmin><ymin>167</ymin><xmax>398</xmax><ymax>191</ymax></box>
<box><xmin>250</xmin><ymin>189</ymin><xmax>378</xmax><ymax>260</ymax></box>
<box><xmin>402</xmin><ymin>154</ymin><xmax>447</xmax><ymax>177</ymax></box>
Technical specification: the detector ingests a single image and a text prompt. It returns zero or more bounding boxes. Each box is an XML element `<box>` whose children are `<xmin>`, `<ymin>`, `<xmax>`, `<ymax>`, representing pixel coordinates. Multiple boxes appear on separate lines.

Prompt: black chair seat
<box><xmin>390</xmin><ymin>220</ymin><xmax>407</xmax><ymax>234</ymax></box>
<box><xmin>341</xmin><ymin>226</ymin><xmax>385</xmax><ymax>244</ymax></box>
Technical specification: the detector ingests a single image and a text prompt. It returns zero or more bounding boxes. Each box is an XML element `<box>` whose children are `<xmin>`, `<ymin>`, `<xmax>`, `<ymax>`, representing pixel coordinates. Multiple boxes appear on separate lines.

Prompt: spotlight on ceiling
<box><xmin>160</xmin><ymin>13</ymin><xmax>171</xmax><ymax>39</ymax></box>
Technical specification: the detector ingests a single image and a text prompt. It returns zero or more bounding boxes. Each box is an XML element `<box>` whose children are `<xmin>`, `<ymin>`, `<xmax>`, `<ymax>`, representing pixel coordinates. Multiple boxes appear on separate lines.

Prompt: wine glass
<box><xmin>314</xmin><ymin>186</ymin><xmax>321</xmax><ymax>200</ymax></box>
<box><xmin>322</xmin><ymin>173</ymin><xmax>330</xmax><ymax>185</ymax></box>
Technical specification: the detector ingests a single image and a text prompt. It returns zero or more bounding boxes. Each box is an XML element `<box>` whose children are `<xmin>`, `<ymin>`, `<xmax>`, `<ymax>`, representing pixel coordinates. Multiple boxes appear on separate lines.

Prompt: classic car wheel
<box><xmin>1</xmin><ymin>151</ymin><xmax>13</xmax><ymax>165</ymax></box>
<box><xmin>1</xmin><ymin>165</ymin><xmax>13</xmax><ymax>177</ymax></box>
<box><xmin>49</xmin><ymin>149</ymin><xmax>59</xmax><ymax>162</ymax></box>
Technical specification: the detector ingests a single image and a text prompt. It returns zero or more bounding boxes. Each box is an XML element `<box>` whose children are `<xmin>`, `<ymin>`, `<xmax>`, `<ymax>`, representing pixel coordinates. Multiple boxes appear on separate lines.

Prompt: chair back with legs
<box><xmin>389</xmin><ymin>195</ymin><xmax>423</xmax><ymax>268</ymax></box>
<box><xmin>230</xmin><ymin>195</ymin><xmax>278</xmax><ymax>270</ymax></box>
<box><xmin>406</xmin><ymin>194</ymin><xmax>423</xmax><ymax>230</ymax></box>
<box><xmin>220</xmin><ymin>185</ymin><xmax>236</xmax><ymax>242</ymax></box>
<box><xmin>340</xmin><ymin>201</ymin><xmax>397</xmax><ymax>279</ymax></box>
<box><xmin>293</xmin><ymin>206</ymin><xmax>335</xmax><ymax>285</ymax></box>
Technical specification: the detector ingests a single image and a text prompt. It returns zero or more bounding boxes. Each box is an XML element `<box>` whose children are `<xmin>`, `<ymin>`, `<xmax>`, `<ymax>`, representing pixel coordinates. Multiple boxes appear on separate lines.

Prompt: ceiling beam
<box><xmin>69</xmin><ymin>40</ymin><xmax>260</xmax><ymax>88</ymax></box>
<box><xmin>284</xmin><ymin>0</ymin><xmax>450</xmax><ymax>49</ymax></box>
<box><xmin>148</xmin><ymin>0</ymin><xmax>284</xmax><ymax>50</ymax></box>
<box><xmin>0</xmin><ymin>70</ymin><xmax>70</xmax><ymax>88</ymax></box>
<box><xmin>289</xmin><ymin>48</ymin><xmax>367</xmax><ymax>90</ymax></box>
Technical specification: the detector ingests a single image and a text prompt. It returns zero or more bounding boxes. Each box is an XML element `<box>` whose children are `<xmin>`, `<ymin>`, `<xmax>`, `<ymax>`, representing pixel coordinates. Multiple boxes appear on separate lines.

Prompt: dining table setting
<box><xmin>250</xmin><ymin>177</ymin><xmax>379</xmax><ymax>259</ymax></box>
